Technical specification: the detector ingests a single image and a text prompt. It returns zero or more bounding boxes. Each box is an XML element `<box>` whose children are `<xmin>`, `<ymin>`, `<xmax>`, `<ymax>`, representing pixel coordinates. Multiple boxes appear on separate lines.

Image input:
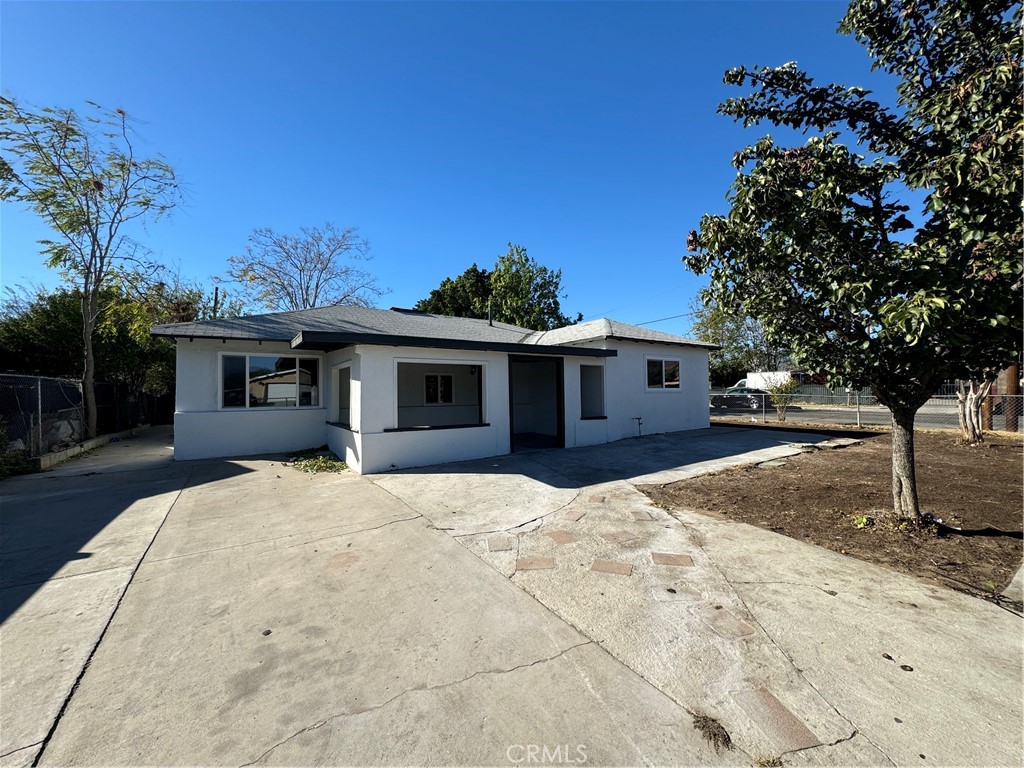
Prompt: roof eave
<box><xmin>291</xmin><ymin>330</ymin><xmax>616</xmax><ymax>357</ymax></box>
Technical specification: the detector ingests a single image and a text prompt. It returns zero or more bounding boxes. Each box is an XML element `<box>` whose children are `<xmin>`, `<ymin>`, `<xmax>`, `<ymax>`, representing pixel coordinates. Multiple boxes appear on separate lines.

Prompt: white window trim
<box><xmin>423</xmin><ymin>372</ymin><xmax>455</xmax><ymax>406</ymax></box>
<box><xmin>392</xmin><ymin>356</ymin><xmax>488</xmax><ymax>429</ymax></box>
<box><xmin>644</xmin><ymin>355</ymin><xmax>682</xmax><ymax>392</ymax></box>
<box><xmin>218</xmin><ymin>351</ymin><xmax>324</xmax><ymax>411</ymax></box>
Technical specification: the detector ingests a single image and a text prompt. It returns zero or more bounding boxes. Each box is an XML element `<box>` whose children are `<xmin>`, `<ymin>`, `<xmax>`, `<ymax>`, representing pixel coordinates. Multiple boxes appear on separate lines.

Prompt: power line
<box><xmin>635</xmin><ymin>310</ymin><xmax>698</xmax><ymax>327</ymax></box>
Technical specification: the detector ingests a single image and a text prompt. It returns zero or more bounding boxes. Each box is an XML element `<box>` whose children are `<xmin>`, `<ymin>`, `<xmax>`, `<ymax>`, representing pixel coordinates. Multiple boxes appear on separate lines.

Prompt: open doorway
<box><xmin>508</xmin><ymin>355</ymin><xmax>564</xmax><ymax>452</ymax></box>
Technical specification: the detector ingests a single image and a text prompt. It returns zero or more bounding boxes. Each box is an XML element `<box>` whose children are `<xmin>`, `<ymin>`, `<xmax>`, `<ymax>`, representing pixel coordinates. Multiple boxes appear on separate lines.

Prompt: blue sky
<box><xmin>1</xmin><ymin>0</ymin><xmax>894</xmax><ymax>335</ymax></box>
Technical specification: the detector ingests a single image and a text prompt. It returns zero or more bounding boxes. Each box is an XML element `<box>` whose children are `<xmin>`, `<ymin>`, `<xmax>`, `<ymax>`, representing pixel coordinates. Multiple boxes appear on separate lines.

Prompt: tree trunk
<box><xmin>81</xmin><ymin>295</ymin><xmax>98</xmax><ymax>440</ymax></box>
<box><xmin>890</xmin><ymin>407</ymin><xmax>921</xmax><ymax>523</ymax></box>
<box><xmin>956</xmin><ymin>380</ymin><xmax>992</xmax><ymax>445</ymax></box>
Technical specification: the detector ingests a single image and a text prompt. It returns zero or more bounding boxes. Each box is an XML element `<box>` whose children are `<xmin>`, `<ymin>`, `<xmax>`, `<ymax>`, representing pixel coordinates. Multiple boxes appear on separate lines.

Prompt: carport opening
<box><xmin>509</xmin><ymin>356</ymin><xmax>564</xmax><ymax>451</ymax></box>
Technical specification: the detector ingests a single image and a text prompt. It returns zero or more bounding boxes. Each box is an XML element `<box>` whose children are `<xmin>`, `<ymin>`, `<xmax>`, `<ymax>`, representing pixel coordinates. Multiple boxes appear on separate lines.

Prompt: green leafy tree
<box><xmin>688</xmin><ymin>297</ymin><xmax>788</xmax><ymax>386</ymax></box>
<box><xmin>0</xmin><ymin>98</ymin><xmax>180</xmax><ymax>437</ymax></box>
<box><xmin>227</xmin><ymin>223</ymin><xmax>386</xmax><ymax>311</ymax></box>
<box><xmin>415</xmin><ymin>244</ymin><xmax>580</xmax><ymax>331</ymax></box>
<box><xmin>491</xmin><ymin>244</ymin><xmax>581</xmax><ymax>331</ymax></box>
<box><xmin>685</xmin><ymin>0</ymin><xmax>1022</xmax><ymax>522</ymax></box>
<box><xmin>0</xmin><ymin>279</ymin><xmax>236</xmax><ymax>405</ymax></box>
<box><xmin>414</xmin><ymin>264</ymin><xmax>492</xmax><ymax>318</ymax></box>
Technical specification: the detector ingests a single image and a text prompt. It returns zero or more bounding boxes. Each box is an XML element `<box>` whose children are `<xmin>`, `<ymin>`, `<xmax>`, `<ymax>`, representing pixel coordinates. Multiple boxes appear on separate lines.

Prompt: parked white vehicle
<box><xmin>732</xmin><ymin>371</ymin><xmax>799</xmax><ymax>390</ymax></box>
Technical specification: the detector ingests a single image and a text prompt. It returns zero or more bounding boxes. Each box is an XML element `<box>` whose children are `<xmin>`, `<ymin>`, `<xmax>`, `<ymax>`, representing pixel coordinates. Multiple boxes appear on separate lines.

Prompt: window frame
<box><xmin>218</xmin><ymin>352</ymin><xmax>323</xmax><ymax>411</ymax></box>
<box><xmin>645</xmin><ymin>355</ymin><xmax>682</xmax><ymax>392</ymax></box>
<box><xmin>423</xmin><ymin>372</ymin><xmax>455</xmax><ymax>406</ymax></box>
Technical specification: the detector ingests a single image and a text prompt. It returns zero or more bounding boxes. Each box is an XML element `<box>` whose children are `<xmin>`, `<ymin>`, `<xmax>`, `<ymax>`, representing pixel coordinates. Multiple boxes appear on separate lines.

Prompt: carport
<box><xmin>508</xmin><ymin>355</ymin><xmax>564</xmax><ymax>452</ymax></box>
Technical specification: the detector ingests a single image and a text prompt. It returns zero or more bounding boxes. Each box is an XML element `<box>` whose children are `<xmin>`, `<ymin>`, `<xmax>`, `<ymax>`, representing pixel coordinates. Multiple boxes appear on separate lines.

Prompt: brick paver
<box><xmin>590</xmin><ymin>559</ymin><xmax>633</xmax><ymax>576</ymax></box>
<box><xmin>651</xmin><ymin>552</ymin><xmax>694</xmax><ymax>567</ymax></box>
<box><xmin>516</xmin><ymin>557</ymin><xmax>556</xmax><ymax>571</ymax></box>
<box><xmin>546</xmin><ymin>530</ymin><xmax>577</xmax><ymax>545</ymax></box>
<box><xmin>733</xmin><ymin>687</ymin><xmax>822</xmax><ymax>752</ymax></box>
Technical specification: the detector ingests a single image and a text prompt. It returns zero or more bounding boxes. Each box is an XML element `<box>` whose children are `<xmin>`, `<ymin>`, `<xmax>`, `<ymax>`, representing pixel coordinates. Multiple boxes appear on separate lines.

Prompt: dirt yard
<box><xmin>643</xmin><ymin>429</ymin><xmax>1023</xmax><ymax>605</ymax></box>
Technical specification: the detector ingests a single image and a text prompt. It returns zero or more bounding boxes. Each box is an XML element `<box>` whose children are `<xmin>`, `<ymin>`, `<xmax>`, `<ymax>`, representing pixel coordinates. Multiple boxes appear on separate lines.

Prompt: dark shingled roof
<box><xmin>152</xmin><ymin>306</ymin><xmax>715</xmax><ymax>353</ymax></box>
<box><xmin>152</xmin><ymin>305</ymin><xmax>533</xmax><ymax>344</ymax></box>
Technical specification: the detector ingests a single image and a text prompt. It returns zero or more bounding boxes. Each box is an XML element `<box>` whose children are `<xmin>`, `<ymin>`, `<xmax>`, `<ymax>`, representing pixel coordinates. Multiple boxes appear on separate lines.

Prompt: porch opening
<box><xmin>396</xmin><ymin>362</ymin><xmax>484</xmax><ymax>429</ymax></box>
<box><xmin>509</xmin><ymin>356</ymin><xmax>564</xmax><ymax>452</ymax></box>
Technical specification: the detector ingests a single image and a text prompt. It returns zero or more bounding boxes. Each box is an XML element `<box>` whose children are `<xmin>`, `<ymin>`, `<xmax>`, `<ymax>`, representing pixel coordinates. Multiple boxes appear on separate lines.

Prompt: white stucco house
<box><xmin>152</xmin><ymin>306</ymin><xmax>716</xmax><ymax>473</ymax></box>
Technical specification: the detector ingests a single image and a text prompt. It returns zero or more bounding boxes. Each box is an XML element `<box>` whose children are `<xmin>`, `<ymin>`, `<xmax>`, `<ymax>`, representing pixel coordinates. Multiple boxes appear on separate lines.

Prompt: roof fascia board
<box><xmin>291</xmin><ymin>331</ymin><xmax>616</xmax><ymax>357</ymax></box>
<box><xmin>604</xmin><ymin>334</ymin><xmax>721</xmax><ymax>351</ymax></box>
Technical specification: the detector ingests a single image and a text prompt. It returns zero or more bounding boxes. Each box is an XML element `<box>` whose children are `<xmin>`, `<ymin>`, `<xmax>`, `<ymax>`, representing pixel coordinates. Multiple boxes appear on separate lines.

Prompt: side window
<box><xmin>646</xmin><ymin>358</ymin><xmax>681</xmax><ymax>390</ymax></box>
<box><xmin>580</xmin><ymin>365</ymin><xmax>605</xmax><ymax>418</ymax></box>
<box><xmin>222</xmin><ymin>356</ymin><xmax>246</xmax><ymax>408</ymax></box>
<box><xmin>337</xmin><ymin>367</ymin><xmax>351</xmax><ymax>425</ymax></box>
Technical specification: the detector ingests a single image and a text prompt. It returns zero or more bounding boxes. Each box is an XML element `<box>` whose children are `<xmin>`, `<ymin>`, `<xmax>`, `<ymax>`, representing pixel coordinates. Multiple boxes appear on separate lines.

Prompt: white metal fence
<box><xmin>709</xmin><ymin>388</ymin><xmax>1023</xmax><ymax>433</ymax></box>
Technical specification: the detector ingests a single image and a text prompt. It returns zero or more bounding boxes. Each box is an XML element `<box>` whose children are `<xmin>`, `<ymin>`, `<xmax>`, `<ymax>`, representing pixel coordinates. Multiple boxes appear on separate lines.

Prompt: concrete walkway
<box><xmin>4</xmin><ymin>426</ymin><xmax>1020</xmax><ymax>766</ymax></box>
<box><xmin>0</xmin><ymin>427</ymin><xmax>188</xmax><ymax>766</ymax></box>
<box><xmin>370</xmin><ymin>427</ymin><xmax>1024</xmax><ymax>766</ymax></box>
<box><xmin>3</xmin><ymin>428</ymin><xmax>739</xmax><ymax>766</ymax></box>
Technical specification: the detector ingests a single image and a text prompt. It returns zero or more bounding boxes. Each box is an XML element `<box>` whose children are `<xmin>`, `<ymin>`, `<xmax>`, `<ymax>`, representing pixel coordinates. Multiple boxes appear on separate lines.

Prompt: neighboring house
<box><xmin>152</xmin><ymin>306</ymin><xmax>716</xmax><ymax>473</ymax></box>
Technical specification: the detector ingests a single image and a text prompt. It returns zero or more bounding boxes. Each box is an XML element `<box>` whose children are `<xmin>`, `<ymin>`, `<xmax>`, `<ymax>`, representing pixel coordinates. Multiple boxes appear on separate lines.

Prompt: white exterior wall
<box><xmin>173</xmin><ymin>339</ymin><xmax>328</xmax><ymax>460</ymax></box>
<box><xmin>601</xmin><ymin>340</ymin><xmax>710</xmax><ymax>440</ymax></box>
<box><xmin>172</xmin><ymin>336</ymin><xmax>710</xmax><ymax>471</ymax></box>
<box><xmin>352</xmin><ymin>345</ymin><xmax>512</xmax><ymax>474</ymax></box>
<box><xmin>325</xmin><ymin>347</ymin><xmax>361</xmax><ymax>471</ymax></box>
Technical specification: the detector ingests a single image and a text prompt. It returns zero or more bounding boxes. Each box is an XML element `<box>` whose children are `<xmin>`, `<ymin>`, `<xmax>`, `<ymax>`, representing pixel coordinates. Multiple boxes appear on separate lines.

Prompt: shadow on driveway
<box><xmin>378</xmin><ymin>425</ymin><xmax>834</xmax><ymax>488</ymax></box>
<box><xmin>0</xmin><ymin>428</ymin><xmax>254</xmax><ymax>625</ymax></box>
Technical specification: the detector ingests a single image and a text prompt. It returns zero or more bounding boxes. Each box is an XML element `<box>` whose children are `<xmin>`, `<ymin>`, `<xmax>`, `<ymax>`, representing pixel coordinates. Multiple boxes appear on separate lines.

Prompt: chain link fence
<box><xmin>710</xmin><ymin>387</ymin><xmax>1023</xmax><ymax>434</ymax></box>
<box><xmin>0</xmin><ymin>374</ymin><xmax>152</xmax><ymax>457</ymax></box>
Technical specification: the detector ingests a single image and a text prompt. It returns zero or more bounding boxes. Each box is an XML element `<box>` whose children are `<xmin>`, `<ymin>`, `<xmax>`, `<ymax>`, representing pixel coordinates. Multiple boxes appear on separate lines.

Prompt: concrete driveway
<box><xmin>370</xmin><ymin>427</ymin><xmax>1023</xmax><ymax>766</ymax></box>
<box><xmin>2</xmin><ymin>426</ymin><xmax>1020</xmax><ymax>766</ymax></box>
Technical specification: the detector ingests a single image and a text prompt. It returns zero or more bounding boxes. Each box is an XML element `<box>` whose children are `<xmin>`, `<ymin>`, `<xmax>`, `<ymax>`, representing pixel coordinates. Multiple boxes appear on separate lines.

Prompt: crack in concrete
<box><xmin>239</xmin><ymin>640</ymin><xmax>594</xmax><ymax>767</ymax></box>
<box><xmin>780</xmin><ymin>728</ymin><xmax>859</xmax><ymax>757</ymax></box>
<box><xmin>0</xmin><ymin>741</ymin><xmax>43</xmax><ymax>759</ymax></box>
<box><xmin>452</xmin><ymin>488</ymin><xmax>582</xmax><ymax>540</ymax></box>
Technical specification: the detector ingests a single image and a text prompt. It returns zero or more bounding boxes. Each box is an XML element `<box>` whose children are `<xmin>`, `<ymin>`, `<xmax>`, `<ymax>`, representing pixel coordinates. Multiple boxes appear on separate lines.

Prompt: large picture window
<box><xmin>222</xmin><ymin>355</ymin><xmax>320</xmax><ymax>409</ymax></box>
<box><xmin>646</xmin><ymin>358</ymin><xmax>680</xmax><ymax>390</ymax></box>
